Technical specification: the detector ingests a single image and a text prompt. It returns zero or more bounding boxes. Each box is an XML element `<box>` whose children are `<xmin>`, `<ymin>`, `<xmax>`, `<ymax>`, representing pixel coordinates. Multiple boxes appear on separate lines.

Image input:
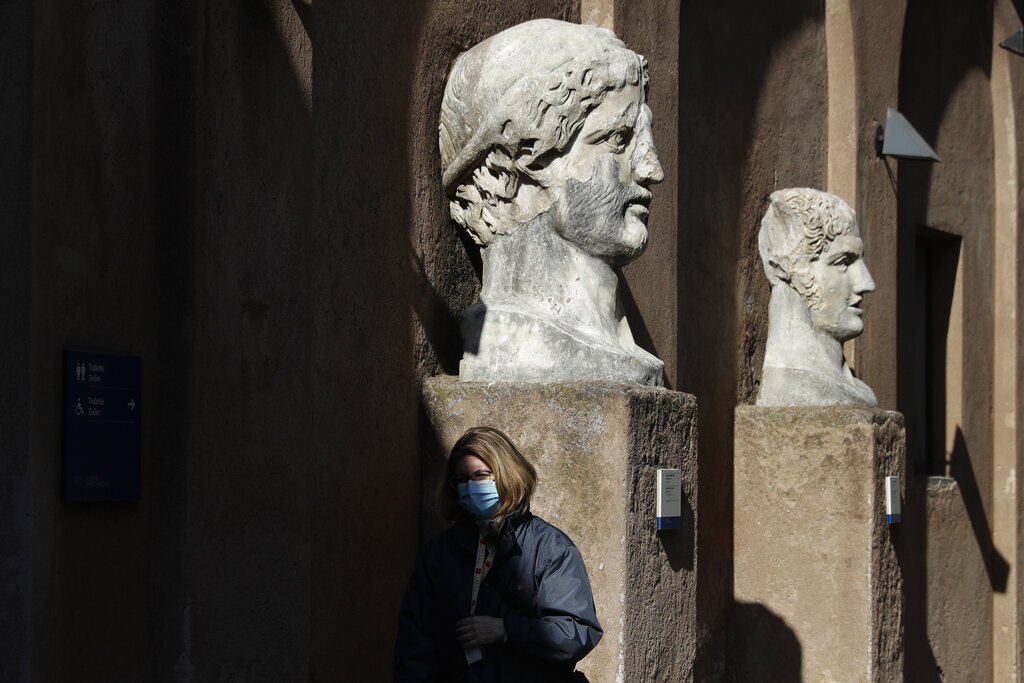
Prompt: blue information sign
<box><xmin>63</xmin><ymin>350</ymin><xmax>141</xmax><ymax>501</ymax></box>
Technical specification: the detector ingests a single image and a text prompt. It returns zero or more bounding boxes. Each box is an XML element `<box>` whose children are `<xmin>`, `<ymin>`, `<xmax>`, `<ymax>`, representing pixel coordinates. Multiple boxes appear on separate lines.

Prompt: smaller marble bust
<box><xmin>439</xmin><ymin>19</ymin><xmax>665</xmax><ymax>386</ymax></box>
<box><xmin>756</xmin><ymin>188</ymin><xmax>878</xmax><ymax>407</ymax></box>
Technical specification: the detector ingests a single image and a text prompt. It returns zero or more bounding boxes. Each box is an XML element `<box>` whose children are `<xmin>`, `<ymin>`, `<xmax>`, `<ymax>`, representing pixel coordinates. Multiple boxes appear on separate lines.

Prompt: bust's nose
<box><xmin>633</xmin><ymin>142</ymin><xmax>664</xmax><ymax>185</ymax></box>
<box><xmin>853</xmin><ymin>261</ymin><xmax>876</xmax><ymax>294</ymax></box>
<box><xmin>632</xmin><ymin>111</ymin><xmax>664</xmax><ymax>186</ymax></box>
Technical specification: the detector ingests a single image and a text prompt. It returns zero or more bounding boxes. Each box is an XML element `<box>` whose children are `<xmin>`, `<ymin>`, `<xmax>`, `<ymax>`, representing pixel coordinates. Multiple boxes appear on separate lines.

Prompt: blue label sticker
<box><xmin>657</xmin><ymin>516</ymin><xmax>681</xmax><ymax>530</ymax></box>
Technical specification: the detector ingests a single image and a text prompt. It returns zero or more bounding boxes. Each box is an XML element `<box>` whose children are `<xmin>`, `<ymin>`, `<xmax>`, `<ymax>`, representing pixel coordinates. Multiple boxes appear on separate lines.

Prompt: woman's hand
<box><xmin>455</xmin><ymin>616</ymin><xmax>506</xmax><ymax>647</ymax></box>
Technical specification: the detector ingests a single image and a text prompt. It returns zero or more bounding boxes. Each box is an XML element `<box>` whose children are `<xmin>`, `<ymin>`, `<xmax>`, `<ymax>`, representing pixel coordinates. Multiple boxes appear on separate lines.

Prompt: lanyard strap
<box><xmin>469</xmin><ymin>535</ymin><xmax>496</xmax><ymax>616</ymax></box>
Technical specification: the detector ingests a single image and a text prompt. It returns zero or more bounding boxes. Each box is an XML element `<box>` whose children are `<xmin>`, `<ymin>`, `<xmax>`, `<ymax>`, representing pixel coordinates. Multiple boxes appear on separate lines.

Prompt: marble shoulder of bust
<box><xmin>460</xmin><ymin>303</ymin><xmax>664</xmax><ymax>386</ymax></box>
<box><xmin>757</xmin><ymin>365</ymin><xmax>877</xmax><ymax>407</ymax></box>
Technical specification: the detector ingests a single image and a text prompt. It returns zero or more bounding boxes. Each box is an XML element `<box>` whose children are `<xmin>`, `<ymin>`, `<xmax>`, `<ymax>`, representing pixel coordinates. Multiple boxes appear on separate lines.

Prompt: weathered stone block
<box><xmin>421</xmin><ymin>376</ymin><xmax>698</xmax><ymax>682</ymax></box>
<box><xmin>732</xmin><ymin>406</ymin><xmax>905</xmax><ymax>682</ymax></box>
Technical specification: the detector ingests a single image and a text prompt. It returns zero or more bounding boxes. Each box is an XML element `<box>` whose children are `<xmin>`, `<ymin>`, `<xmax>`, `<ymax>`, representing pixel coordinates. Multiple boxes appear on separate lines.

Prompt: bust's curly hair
<box><xmin>757</xmin><ymin>188</ymin><xmax>857</xmax><ymax>308</ymax></box>
<box><xmin>439</xmin><ymin>20</ymin><xmax>647</xmax><ymax>245</ymax></box>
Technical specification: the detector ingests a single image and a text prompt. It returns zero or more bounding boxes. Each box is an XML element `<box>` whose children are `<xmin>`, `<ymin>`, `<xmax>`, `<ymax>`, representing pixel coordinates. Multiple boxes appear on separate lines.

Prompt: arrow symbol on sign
<box><xmin>128</xmin><ymin>399</ymin><xmax>136</xmax><ymax>410</ymax></box>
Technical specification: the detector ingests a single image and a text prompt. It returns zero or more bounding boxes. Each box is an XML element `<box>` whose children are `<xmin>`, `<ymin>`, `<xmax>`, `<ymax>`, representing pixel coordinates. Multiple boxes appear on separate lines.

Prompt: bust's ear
<box><xmin>765</xmin><ymin>256</ymin><xmax>792</xmax><ymax>286</ymax></box>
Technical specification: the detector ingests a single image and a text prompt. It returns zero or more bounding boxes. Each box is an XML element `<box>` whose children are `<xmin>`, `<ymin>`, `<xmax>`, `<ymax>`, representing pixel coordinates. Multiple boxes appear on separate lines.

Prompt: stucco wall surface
<box><xmin>675</xmin><ymin>4</ymin><xmax>829</xmax><ymax>675</ymax></box>
<box><xmin>313</xmin><ymin>2</ymin><xmax>424</xmax><ymax>679</ymax></box>
<box><xmin>893</xmin><ymin>3</ymin><xmax>999</xmax><ymax>676</ymax></box>
<box><xmin>189</xmin><ymin>1</ymin><xmax>314</xmax><ymax>680</ymax></box>
<box><xmin>846</xmin><ymin>0</ymin><xmax>905</xmax><ymax>410</ymax></box>
<box><xmin>27</xmin><ymin>1</ymin><xmax>169</xmax><ymax>680</ymax></box>
<box><xmin>0</xmin><ymin>1</ymin><xmax>33</xmax><ymax>681</ymax></box>
<box><xmin>8</xmin><ymin>0</ymin><xmax>421</xmax><ymax>680</ymax></box>
<box><xmin>921</xmin><ymin>478</ymin><xmax>993</xmax><ymax>680</ymax></box>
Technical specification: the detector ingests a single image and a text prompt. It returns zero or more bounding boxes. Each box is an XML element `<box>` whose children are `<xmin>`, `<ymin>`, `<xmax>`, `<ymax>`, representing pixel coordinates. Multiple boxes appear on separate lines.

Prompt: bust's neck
<box><xmin>479</xmin><ymin>213</ymin><xmax>626</xmax><ymax>343</ymax></box>
<box><xmin>763</xmin><ymin>284</ymin><xmax>847</xmax><ymax>377</ymax></box>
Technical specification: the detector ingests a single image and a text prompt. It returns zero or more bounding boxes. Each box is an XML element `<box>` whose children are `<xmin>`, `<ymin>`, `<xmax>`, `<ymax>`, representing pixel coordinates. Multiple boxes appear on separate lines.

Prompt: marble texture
<box><xmin>756</xmin><ymin>188</ymin><xmax>878</xmax><ymax>406</ymax></box>
<box><xmin>440</xmin><ymin>19</ymin><xmax>665</xmax><ymax>386</ymax></box>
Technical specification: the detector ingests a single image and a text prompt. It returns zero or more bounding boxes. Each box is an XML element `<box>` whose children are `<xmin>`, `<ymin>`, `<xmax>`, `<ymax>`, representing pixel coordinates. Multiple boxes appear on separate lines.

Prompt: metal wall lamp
<box><xmin>875</xmin><ymin>108</ymin><xmax>941</xmax><ymax>162</ymax></box>
<box><xmin>1000</xmin><ymin>30</ymin><xmax>1024</xmax><ymax>56</ymax></box>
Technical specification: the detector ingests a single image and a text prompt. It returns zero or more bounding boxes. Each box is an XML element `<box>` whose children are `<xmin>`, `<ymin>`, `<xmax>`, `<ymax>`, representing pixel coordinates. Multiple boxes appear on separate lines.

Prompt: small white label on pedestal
<box><xmin>885</xmin><ymin>475</ymin><xmax>901</xmax><ymax>523</ymax></box>
<box><xmin>657</xmin><ymin>469</ymin><xmax>682</xmax><ymax>530</ymax></box>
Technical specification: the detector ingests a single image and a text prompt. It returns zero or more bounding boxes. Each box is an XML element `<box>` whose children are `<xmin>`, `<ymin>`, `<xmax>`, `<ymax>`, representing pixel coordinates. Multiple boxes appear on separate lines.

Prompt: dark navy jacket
<box><xmin>394</xmin><ymin>511</ymin><xmax>602</xmax><ymax>682</ymax></box>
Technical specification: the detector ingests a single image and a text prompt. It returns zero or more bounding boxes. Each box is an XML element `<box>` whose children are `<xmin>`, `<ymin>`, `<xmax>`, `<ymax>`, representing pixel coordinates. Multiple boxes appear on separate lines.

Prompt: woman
<box><xmin>394</xmin><ymin>426</ymin><xmax>602</xmax><ymax>682</ymax></box>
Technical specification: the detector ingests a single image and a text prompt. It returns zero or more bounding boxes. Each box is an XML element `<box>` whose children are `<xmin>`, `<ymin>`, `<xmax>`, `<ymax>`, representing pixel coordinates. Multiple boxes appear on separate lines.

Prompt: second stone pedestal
<box><xmin>732</xmin><ymin>406</ymin><xmax>905</xmax><ymax>682</ymax></box>
<box><xmin>422</xmin><ymin>377</ymin><xmax>698</xmax><ymax>682</ymax></box>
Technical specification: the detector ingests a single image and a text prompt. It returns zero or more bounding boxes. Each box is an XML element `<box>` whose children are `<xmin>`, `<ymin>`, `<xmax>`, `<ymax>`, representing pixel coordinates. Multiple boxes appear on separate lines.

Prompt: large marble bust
<box><xmin>439</xmin><ymin>19</ymin><xmax>665</xmax><ymax>386</ymax></box>
<box><xmin>756</xmin><ymin>188</ymin><xmax>878</xmax><ymax>407</ymax></box>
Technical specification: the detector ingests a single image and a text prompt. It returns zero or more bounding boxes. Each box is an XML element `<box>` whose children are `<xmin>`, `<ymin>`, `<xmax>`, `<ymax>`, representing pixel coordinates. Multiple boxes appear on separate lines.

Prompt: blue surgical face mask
<box><xmin>457</xmin><ymin>479</ymin><xmax>501</xmax><ymax>519</ymax></box>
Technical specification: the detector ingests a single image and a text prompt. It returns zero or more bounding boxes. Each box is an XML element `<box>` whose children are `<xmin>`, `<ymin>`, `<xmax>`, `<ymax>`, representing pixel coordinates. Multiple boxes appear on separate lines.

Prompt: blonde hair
<box><xmin>437</xmin><ymin>426</ymin><xmax>538</xmax><ymax>523</ymax></box>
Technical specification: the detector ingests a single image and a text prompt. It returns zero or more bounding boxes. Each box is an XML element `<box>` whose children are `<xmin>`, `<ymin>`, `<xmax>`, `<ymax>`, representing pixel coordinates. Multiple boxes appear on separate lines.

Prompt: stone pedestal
<box><xmin>421</xmin><ymin>376</ymin><xmax>698</xmax><ymax>682</ymax></box>
<box><xmin>732</xmin><ymin>406</ymin><xmax>905</xmax><ymax>682</ymax></box>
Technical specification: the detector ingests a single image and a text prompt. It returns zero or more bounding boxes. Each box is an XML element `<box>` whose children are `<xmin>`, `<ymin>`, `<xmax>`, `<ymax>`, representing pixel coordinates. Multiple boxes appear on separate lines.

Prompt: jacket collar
<box><xmin>451</xmin><ymin>509</ymin><xmax>532</xmax><ymax>559</ymax></box>
<box><xmin>495</xmin><ymin>509</ymin><xmax>529</xmax><ymax>561</ymax></box>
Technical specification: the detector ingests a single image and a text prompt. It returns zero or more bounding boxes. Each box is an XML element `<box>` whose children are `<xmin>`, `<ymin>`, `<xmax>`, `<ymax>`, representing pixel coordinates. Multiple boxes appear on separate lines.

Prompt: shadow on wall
<box><xmin>728</xmin><ymin>601</ymin><xmax>802</xmax><ymax>681</ymax></box>
<box><xmin>620</xmin><ymin>276</ymin><xmax>662</xmax><ymax>375</ymax></box>
<box><xmin>895</xmin><ymin>0</ymin><xmax>997</xmax><ymax>678</ymax></box>
<box><xmin>678</xmin><ymin>1</ymin><xmax>826</xmax><ymax>677</ymax></box>
<box><xmin>418</xmin><ymin>401</ymin><xmax>452</xmax><ymax>545</ymax></box>
<box><xmin>892</xmin><ymin>471</ymin><xmax>944</xmax><ymax>682</ymax></box>
<box><xmin>312</xmin><ymin>2</ymin><xmax>426</xmax><ymax>680</ymax></box>
<box><xmin>679</xmin><ymin>0</ymin><xmax>828</xmax><ymax>407</ymax></box>
<box><xmin>659</xmin><ymin>492</ymin><xmax>695</xmax><ymax>573</ymax></box>
<box><xmin>950</xmin><ymin>427</ymin><xmax>1010</xmax><ymax>592</ymax></box>
<box><xmin>895</xmin><ymin>430</ymin><xmax>1008</xmax><ymax>683</ymax></box>
<box><xmin>411</xmin><ymin>247</ymin><xmax>471</xmax><ymax>373</ymax></box>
